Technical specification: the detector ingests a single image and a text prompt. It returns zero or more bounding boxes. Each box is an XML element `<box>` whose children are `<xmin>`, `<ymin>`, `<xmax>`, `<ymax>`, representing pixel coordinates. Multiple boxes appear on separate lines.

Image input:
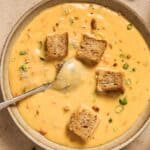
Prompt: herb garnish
<box><xmin>125</xmin><ymin>78</ymin><xmax>132</xmax><ymax>86</ymax></box>
<box><xmin>19</xmin><ymin>51</ymin><xmax>27</xmax><ymax>55</ymax></box>
<box><xmin>70</xmin><ymin>41</ymin><xmax>78</xmax><ymax>49</ymax></box>
<box><xmin>19</xmin><ymin>64</ymin><xmax>27</xmax><ymax>72</ymax></box>
<box><xmin>63</xmin><ymin>8</ymin><xmax>71</xmax><ymax>15</ymax></box>
<box><xmin>127</xmin><ymin>23</ymin><xmax>133</xmax><ymax>30</ymax></box>
<box><xmin>119</xmin><ymin>97</ymin><xmax>128</xmax><ymax>105</ymax></box>
<box><xmin>119</xmin><ymin>50</ymin><xmax>131</xmax><ymax>59</ymax></box>
<box><xmin>115</xmin><ymin>105</ymin><xmax>124</xmax><ymax>113</ymax></box>
<box><xmin>122</xmin><ymin>63</ymin><xmax>129</xmax><ymax>70</ymax></box>
<box><xmin>114</xmin><ymin>97</ymin><xmax>128</xmax><ymax>113</ymax></box>
<box><xmin>119</xmin><ymin>53</ymin><xmax>126</xmax><ymax>58</ymax></box>
<box><xmin>131</xmin><ymin>68</ymin><xmax>136</xmax><ymax>72</ymax></box>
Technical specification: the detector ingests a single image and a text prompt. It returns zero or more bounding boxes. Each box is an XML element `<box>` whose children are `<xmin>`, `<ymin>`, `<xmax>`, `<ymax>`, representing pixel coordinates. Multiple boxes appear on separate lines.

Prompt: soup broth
<box><xmin>9</xmin><ymin>3</ymin><xmax>150</xmax><ymax>148</ymax></box>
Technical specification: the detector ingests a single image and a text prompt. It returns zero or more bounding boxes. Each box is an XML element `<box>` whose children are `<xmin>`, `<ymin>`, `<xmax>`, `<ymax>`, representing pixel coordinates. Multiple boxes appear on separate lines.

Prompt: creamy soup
<box><xmin>9</xmin><ymin>3</ymin><xmax>150</xmax><ymax>148</ymax></box>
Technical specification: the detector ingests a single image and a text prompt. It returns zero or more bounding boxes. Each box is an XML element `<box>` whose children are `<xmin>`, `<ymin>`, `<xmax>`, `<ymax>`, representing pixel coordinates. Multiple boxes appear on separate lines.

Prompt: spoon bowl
<box><xmin>0</xmin><ymin>58</ymin><xmax>84</xmax><ymax>111</ymax></box>
<box><xmin>53</xmin><ymin>58</ymin><xmax>84</xmax><ymax>90</ymax></box>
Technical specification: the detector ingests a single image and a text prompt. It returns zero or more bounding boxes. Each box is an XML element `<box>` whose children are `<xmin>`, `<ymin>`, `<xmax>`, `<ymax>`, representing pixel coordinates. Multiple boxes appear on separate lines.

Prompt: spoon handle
<box><xmin>0</xmin><ymin>83</ymin><xmax>52</xmax><ymax>111</ymax></box>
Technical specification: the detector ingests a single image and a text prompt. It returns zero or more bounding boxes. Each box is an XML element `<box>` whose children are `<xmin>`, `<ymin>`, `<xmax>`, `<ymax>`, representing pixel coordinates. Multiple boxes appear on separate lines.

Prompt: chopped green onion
<box><xmin>70</xmin><ymin>42</ymin><xmax>77</xmax><ymax>49</ymax></box>
<box><xmin>119</xmin><ymin>97</ymin><xmax>128</xmax><ymax>105</ymax></box>
<box><xmin>122</xmin><ymin>63</ymin><xmax>129</xmax><ymax>70</ymax></box>
<box><xmin>19</xmin><ymin>51</ymin><xmax>27</xmax><ymax>55</ymax></box>
<box><xmin>19</xmin><ymin>64</ymin><xmax>27</xmax><ymax>72</ymax></box>
<box><xmin>125</xmin><ymin>78</ymin><xmax>132</xmax><ymax>86</ymax></box>
<box><xmin>127</xmin><ymin>23</ymin><xmax>133</xmax><ymax>30</ymax></box>
<box><xmin>119</xmin><ymin>53</ymin><xmax>126</xmax><ymax>58</ymax></box>
<box><xmin>115</xmin><ymin>105</ymin><xmax>124</xmax><ymax>113</ymax></box>
<box><xmin>108</xmin><ymin>118</ymin><xmax>113</xmax><ymax>123</ymax></box>
<box><xmin>119</xmin><ymin>51</ymin><xmax>132</xmax><ymax>60</ymax></box>
<box><xmin>63</xmin><ymin>8</ymin><xmax>71</xmax><ymax>15</ymax></box>
<box><xmin>119</xmin><ymin>50</ymin><xmax>126</xmax><ymax>58</ymax></box>
<box><xmin>72</xmin><ymin>43</ymin><xmax>77</xmax><ymax>49</ymax></box>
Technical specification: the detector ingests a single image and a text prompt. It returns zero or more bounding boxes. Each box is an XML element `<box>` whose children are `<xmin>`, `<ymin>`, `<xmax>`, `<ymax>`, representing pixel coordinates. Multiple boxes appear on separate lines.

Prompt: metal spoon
<box><xmin>0</xmin><ymin>59</ymin><xmax>84</xmax><ymax>111</ymax></box>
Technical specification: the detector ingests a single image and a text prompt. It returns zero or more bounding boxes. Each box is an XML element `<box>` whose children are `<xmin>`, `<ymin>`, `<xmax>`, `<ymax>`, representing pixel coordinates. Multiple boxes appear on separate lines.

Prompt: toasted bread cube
<box><xmin>45</xmin><ymin>32</ymin><xmax>68</xmax><ymax>60</ymax></box>
<box><xmin>68</xmin><ymin>105</ymin><xmax>100</xmax><ymax>140</ymax></box>
<box><xmin>96</xmin><ymin>69</ymin><xmax>124</xmax><ymax>93</ymax></box>
<box><xmin>76</xmin><ymin>34</ymin><xmax>107</xmax><ymax>65</ymax></box>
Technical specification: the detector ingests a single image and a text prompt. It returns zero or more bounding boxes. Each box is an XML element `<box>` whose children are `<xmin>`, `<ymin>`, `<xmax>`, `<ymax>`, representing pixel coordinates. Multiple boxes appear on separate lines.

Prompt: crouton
<box><xmin>45</xmin><ymin>32</ymin><xmax>68</xmax><ymax>60</ymax></box>
<box><xmin>68</xmin><ymin>105</ymin><xmax>100</xmax><ymax>140</ymax></box>
<box><xmin>96</xmin><ymin>69</ymin><xmax>124</xmax><ymax>93</ymax></box>
<box><xmin>76</xmin><ymin>34</ymin><xmax>107</xmax><ymax>65</ymax></box>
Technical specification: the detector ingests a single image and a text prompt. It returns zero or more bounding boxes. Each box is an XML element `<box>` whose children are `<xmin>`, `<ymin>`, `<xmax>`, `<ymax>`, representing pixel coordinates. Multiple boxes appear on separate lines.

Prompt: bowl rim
<box><xmin>0</xmin><ymin>0</ymin><xmax>150</xmax><ymax>150</ymax></box>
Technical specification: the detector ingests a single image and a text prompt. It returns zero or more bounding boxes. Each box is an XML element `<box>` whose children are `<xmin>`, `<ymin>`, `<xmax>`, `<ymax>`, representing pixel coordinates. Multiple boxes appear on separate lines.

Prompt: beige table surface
<box><xmin>0</xmin><ymin>0</ymin><xmax>150</xmax><ymax>150</ymax></box>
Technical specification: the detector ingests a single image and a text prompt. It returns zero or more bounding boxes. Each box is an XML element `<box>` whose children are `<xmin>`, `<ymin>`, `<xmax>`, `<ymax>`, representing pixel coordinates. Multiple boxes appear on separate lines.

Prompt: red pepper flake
<box><xmin>126</xmin><ymin>54</ymin><xmax>131</xmax><ymax>59</ymax></box>
<box><xmin>91</xmin><ymin>18</ymin><xmax>97</xmax><ymax>30</ymax></box>
<box><xmin>35</xmin><ymin>110</ymin><xmax>39</xmax><ymax>116</ymax></box>
<box><xmin>38</xmin><ymin>129</ymin><xmax>47</xmax><ymax>136</ymax></box>
<box><xmin>113</xmin><ymin>63</ymin><xmax>118</xmax><ymax>67</ymax></box>
<box><xmin>25</xmin><ymin>58</ymin><xmax>30</xmax><ymax>64</ymax></box>
<box><xmin>55</xmin><ymin>22</ymin><xmax>59</xmax><ymax>27</ymax></box>
<box><xmin>108</xmin><ymin>43</ymin><xmax>113</xmax><ymax>49</ymax></box>
<box><xmin>74</xmin><ymin>16</ymin><xmax>79</xmax><ymax>20</ymax></box>
<box><xmin>106</xmin><ymin>112</ymin><xmax>110</xmax><ymax>116</ymax></box>
<box><xmin>92</xmin><ymin>106</ymin><xmax>100</xmax><ymax>112</ymax></box>
<box><xmin>63</xmin><ymin>106</ymin><xmax>70</xmax><ymax>112</ymax></box>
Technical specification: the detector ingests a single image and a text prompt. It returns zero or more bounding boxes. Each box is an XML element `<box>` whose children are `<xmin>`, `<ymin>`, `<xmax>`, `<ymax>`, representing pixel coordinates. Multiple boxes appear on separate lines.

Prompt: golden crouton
<box><xmin>68</xmin><ymin>105</ymin><xmax>100</xmax><ymax>140</ymax></box>
<box><xmin>45</xmin><ymin>32</ymin><xmax>68</xmax><ymax>60</ymax></box>
<box><xmin>76</xmin><ymin>34</ymin><xmax>107</xmax><ymax>65</ymax></box>
<box><xmin>96</xmin><ymin>69</ymin><xmax>124</xmax><ymax>93</ymax></box>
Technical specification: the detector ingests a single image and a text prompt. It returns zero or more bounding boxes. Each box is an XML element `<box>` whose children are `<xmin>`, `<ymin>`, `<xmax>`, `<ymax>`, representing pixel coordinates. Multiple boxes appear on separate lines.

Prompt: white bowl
<box><xmin>1</xmin><ymin>0</ymin><xmax>150</xmax><ymax>150</ymax></box>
